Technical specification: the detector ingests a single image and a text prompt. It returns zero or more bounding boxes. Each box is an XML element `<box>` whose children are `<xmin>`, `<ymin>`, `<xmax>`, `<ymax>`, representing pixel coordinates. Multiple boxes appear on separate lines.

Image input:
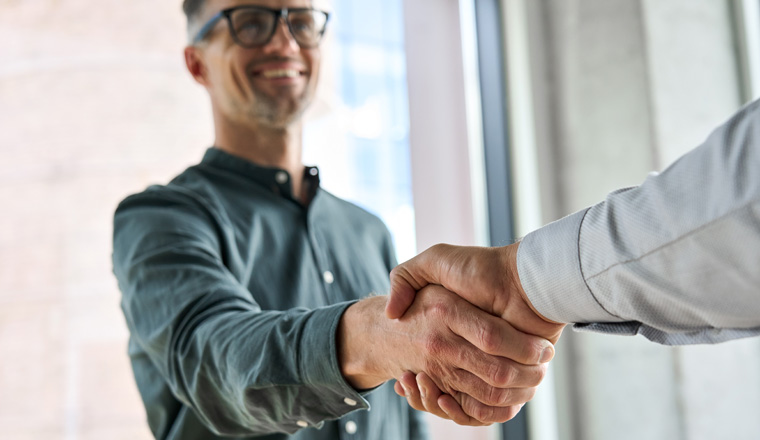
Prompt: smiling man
<box><xmin>112</xmin><ymin>1</ymin><xmax>555</xmax><ymax>439</ymax></box>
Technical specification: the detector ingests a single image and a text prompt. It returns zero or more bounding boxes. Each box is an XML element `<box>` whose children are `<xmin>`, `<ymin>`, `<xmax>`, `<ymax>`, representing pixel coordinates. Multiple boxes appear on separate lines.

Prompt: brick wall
<box><xmin>0</xmin><ymin>1</ymin><xmax>212</xmax><ymax>438</ymax></box>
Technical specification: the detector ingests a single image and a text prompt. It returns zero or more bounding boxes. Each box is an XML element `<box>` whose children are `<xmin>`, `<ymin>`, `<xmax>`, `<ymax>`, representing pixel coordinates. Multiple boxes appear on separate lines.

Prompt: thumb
<box><xmin>386</xmin><ymin>265</ymin><xmax>424</xmax><ymax>319</ymax></box>
<box><xmin>386</xmin><ymin>244</ymin><xmax>452</xmax><ymax>319</ymax></box>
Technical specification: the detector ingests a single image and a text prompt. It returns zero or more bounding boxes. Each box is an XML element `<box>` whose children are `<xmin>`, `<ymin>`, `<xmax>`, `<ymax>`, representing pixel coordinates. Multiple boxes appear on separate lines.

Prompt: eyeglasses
<box><xmin>192</xmin><ymin>6</ymin><xmax>329</xmax><ymax>48</ymax></box>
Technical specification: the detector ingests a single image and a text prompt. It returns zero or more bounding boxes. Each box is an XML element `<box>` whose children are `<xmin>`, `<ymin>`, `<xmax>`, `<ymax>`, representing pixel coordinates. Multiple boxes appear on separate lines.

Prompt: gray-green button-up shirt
<box><xmin>113</xmin><ymin>148</ymin><xmax>428</xmax><ymax>440</ymax></box>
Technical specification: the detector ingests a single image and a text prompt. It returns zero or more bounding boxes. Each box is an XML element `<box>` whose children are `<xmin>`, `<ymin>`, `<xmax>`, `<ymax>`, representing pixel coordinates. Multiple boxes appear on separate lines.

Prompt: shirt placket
<box><xmin>304</xmin><ymin>204</ymin><xmax>340</xmax><ymax>305</ymax></box>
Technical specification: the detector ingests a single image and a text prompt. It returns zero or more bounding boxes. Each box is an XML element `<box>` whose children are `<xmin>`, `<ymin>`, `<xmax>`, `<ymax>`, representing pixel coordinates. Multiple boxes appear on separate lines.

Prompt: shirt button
<box><xmin>296</xmin><ymin>420</ymin><xmax>308</xmax><ymax>428</ymax></box>
<box><xmin>275</xmin><ymin>171</ymin><xmax>288</xmax><ymax>184</ymax></box>
<box><xmin>343</xmin><ymin>397</ymin><xmax>357</xmax><ymax>406</ymax></box>
<box><xmin>323</xmin><ymin>271</ymin><xmax>334</xmax><ymax>284</ymax></box>
<box><xmin>309</xmin><ymin>167</ymin><xmax>319</xmax><ymax>176</ymax></box>
<box><xmin>345</xmin><ymin>421</ymin><xmax>358</xmax><ymax>434</ymax></box>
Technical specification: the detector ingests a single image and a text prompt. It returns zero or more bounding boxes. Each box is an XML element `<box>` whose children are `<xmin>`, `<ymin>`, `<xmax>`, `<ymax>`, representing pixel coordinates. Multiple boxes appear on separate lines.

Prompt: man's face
<box><xmin>193</xmin><ymin>0</ymin><xmax>322</xmax><ymax>128</ymax></box>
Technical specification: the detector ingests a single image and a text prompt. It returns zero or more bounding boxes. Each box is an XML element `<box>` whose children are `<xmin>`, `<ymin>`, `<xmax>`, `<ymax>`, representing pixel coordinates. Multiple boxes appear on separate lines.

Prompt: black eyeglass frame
<box><xmin>191</xmin><ymin>5</ymin><xmax>330</xmax><ymax>48</ymax></box>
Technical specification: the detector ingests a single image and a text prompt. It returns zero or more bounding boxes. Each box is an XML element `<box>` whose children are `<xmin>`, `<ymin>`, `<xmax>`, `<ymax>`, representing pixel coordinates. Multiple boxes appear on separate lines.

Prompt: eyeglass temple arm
<box><xmin>192</xmin><ymin>11</ymin><xmax>225</xmax><ymax>45</ymax></box>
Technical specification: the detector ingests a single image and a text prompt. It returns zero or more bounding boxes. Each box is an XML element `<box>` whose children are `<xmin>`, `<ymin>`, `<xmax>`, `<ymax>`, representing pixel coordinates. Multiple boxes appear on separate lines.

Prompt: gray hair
<box><xmin>183</xmin><ymin>0</ymin><xmax>207</xmax><ymax>44</ymax></box>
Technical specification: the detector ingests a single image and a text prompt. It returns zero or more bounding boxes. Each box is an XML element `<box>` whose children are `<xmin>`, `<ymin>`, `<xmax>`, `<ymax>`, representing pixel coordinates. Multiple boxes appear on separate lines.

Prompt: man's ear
<box><xmin>184</xmin><ymin>46</ymin><xmax>209</xmax><ymax>86</ymax></box>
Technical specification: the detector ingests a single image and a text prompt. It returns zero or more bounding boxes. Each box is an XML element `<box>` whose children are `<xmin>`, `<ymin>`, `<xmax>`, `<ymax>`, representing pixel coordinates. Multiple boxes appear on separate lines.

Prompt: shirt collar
<box><xmin>201</xmin><ymin>147</ymin><xmax>321</xmax><ymax>204</ymax></box>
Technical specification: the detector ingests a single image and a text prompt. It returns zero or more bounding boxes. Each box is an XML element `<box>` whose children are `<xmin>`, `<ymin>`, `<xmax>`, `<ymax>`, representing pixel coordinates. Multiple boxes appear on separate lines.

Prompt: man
<box><xmin>386</xmin><ymin>97</ymin><xmax>760</xmax><ymax>418</ymax></box>
<box><xmin>112</xmin><ymin>0</ymin><xmax>555</xmax><ymax>438</ymax></box>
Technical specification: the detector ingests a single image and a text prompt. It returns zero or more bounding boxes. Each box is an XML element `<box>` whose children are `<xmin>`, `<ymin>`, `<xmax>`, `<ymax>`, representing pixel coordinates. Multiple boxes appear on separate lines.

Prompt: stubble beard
<box><xmin>244</xmin><ymin>85</ymin><xmax>313</xmax><ymax>129</ymax></box>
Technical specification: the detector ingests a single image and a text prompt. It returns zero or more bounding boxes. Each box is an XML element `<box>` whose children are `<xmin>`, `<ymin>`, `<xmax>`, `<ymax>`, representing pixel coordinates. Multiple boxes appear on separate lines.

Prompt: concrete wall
<box><xmin>523</xmin><ymin>0</ymin><xmax>760</xmax><ymax>439</ymax></box>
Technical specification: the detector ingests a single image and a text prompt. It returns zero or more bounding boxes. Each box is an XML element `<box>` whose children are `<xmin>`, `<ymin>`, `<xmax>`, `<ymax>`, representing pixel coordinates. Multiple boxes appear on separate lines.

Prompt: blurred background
<box><xmin>2</xmin><ymin>0</ymin><xmax>760</xmax><ymax>439</ymax></box>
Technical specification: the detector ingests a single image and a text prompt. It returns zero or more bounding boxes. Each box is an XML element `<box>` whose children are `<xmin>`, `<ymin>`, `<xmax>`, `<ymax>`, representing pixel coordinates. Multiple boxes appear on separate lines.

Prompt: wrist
<box><xmin>337</xmin><ymin>296</ymin><xmax>391</xmax><ymax>390</ymax></box>
<box><xmin>504</xmin><ymin>242</ymin><xmax>562</xmax><ymax>326</ymax></box>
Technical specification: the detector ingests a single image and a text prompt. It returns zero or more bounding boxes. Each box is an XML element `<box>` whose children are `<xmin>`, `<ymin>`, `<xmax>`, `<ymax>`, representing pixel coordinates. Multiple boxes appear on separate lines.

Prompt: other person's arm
<box><xmin>388</xmin><ymin>98</ymin><xmax>760</xmax><ymax>345</ymax></box>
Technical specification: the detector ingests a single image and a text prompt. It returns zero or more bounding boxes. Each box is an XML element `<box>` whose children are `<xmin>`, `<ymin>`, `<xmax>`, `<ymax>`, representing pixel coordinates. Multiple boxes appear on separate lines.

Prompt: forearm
<box><xmin>132</xmin><ymin>296</ymin><xmax>365</xmax><ymax>436</ymax></box>
<box><xmin>115</xmin><ymin>191</ymin><xmax>372</xmax><ymax>435</ymax></box>
<box><xmin>518</xmin><ymin>99</ymin><xmax>760</xmax><ymax>344</ymax></box>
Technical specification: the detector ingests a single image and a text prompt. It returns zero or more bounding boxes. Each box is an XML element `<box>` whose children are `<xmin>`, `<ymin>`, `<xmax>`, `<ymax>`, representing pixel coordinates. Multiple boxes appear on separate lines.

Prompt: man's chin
<box><xmin>251</xmin><ymin>107</ymin><xmax>308</xmax><ymax>129</ymax></box>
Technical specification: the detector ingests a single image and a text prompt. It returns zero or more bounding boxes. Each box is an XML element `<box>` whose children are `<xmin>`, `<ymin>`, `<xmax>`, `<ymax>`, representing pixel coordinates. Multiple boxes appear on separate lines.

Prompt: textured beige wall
<box><xmin>0</xmin><ymin>1</ymin><xmax>213</xmax><ymax>438</ymax></box>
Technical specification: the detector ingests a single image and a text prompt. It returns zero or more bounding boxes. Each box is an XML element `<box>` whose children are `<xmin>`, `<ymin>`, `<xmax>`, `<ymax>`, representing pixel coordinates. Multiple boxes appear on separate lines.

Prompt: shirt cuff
<box><xmin>298</xmin><ymin>301</ymin><xmax>371</xmax><ymax>422</ymax></box>
<box><xmin>517</xmin><ymin>208</ymin><xmax>620</xmax><ymax>324</ymax></box>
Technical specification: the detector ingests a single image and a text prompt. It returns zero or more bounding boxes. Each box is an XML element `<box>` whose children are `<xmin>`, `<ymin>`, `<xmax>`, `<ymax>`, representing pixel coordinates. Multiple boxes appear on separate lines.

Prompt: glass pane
<box><xmin>304</xmin><ymin>0</ymin><xmax>416</xmax><ymax>262</ymax></box>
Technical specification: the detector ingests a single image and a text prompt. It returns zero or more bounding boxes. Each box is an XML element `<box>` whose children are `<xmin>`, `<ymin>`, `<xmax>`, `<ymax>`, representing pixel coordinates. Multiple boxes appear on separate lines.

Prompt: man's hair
<box><xmin>183</xmin><ymin>0</ymin><xmax>206</xmax><ymax>23</ymax></box>
<box><xmin>183</xmin><ymin>0</ymin><xmax>207</xmax><ymax>43</ymax></box>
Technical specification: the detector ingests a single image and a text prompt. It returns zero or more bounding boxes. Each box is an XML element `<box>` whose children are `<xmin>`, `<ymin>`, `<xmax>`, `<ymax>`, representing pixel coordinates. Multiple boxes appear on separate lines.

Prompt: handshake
<box><xmin>338</xmin><ymin>242</ymin><xmax>566</xmax><ymax>426</ymax></box>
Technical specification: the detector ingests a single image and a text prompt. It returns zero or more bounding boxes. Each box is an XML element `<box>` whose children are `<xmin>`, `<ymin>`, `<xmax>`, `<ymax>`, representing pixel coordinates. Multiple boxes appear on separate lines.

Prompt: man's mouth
<box><xmin>251</xmin><ymin>66</ymin><xmax>308</xmax><ymax>80</ymax></box>
<box><xmin>259</xmin><ymin>69</ymin><xmax>302</xmax><ymax>79</ymax></box>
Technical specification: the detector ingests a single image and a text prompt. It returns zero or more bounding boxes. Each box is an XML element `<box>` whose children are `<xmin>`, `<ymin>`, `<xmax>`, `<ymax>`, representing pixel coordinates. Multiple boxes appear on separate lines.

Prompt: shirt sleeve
<box><xmin>517</xmin><ymin>99</ymin><xmax>760</xmax><ymax>345</ymax></box>
<box><xmin>113</xmin><ymin>188</ymin><xmax>367</xmax><ymax>436</ymax></box>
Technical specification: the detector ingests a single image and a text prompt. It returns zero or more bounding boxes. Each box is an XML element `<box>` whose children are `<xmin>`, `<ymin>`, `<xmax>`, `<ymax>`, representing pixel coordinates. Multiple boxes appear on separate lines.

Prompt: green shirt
<box><xmin>113</xmin><ymin>148</ymin><xmax>428</xmax><ymax>440</ymax></box>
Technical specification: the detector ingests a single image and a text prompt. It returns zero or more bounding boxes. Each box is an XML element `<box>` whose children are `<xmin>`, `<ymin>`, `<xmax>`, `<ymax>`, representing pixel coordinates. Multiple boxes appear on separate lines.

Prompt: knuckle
<box><xmin>422</xmin><ymin>334</ymin><xmax>446</xmax><ymax>357</ymax></box>
<box><xmin>486</xmin><ymin>386</ymin><xmax>511</xmax><ymax>406</ymax></box>
<box><xmin>389</xmin><ymin>265</ymin><xmax>402</xmax><ymax>279</ymax></box>
<box><xmin>478</xmin><ymin>325</ymin><xmax>500</xmax><ymax>353</ymax></box>
<box><xmin>520</xmin><ymin>363</ymin><xmax>548</xmax><ymax>388</ymax></box>
<box><xmin>469</xmin><ymin>401</ymin><xmax>495</xmax><ymax>423</ymax></box>
<box><xmin>428</xmin><ymin>300</ymin><xmax>449</xmax><ymax>319</ymax></box>
<box><xmin>527</xmin><ymin>339</ymin><xmax>548</xmax><ymax>364</ymax></box>
<box><xmin>430</xmin><ymin>243</ymin><xmax>449</xmax><ymax>254</ymax></box>
<box><xmin>489</xmin><ymin>362</ymin><xmax>517</xmax><ymax>387</ymax></box>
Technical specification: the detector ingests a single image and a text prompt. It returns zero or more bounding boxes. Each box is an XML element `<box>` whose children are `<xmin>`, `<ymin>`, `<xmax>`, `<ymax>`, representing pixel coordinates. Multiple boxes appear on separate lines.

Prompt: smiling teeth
<box><xmin>261</xmin><ymin>69</ymin><xmax>300</xmax><ymax>78</ymax></box>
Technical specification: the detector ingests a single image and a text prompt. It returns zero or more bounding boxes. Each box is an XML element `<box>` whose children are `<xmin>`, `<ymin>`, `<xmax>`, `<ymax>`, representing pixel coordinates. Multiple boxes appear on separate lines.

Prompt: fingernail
<box><xmin>540</xmin><ymin>344</ymin><xmax>555</xmax><ymax>363</ymax></box>
<box><xmin>419</xmin><ymin>385</ymin><xmax>427</xmax><ymax>400</ymax></box>
<box><xmin>400</xmin><ymin>383</ymin><xmax>409</xmax><ymax>397</ymax></box>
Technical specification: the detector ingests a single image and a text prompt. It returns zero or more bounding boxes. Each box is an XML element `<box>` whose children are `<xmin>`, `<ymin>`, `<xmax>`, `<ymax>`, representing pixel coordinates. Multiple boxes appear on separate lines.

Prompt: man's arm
<box><xmin>387</xmin><ymin>98</ymin><xmax>760</xmax><ymax>345</ymax></box>
<box><xmin>114</xmin><ymin>189</ymin><xmax>554</xmax><ymax>434</ymax></box>
<box><xmin>114</xmin><ymin>191</ymin><xmax>365</xmax><ymax>436</ymax></box>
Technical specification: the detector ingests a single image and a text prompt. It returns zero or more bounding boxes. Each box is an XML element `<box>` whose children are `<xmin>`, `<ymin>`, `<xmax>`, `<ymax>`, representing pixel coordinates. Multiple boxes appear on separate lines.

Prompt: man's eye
<box><xmin>239</xmin><ymin>22</ymin><xmax>264</xmax><ymax>32</ymax></box>
<box><xmin>290</xmin><ymin>21</ymin><xmax>314</xmax><ymax>33</ymax></box>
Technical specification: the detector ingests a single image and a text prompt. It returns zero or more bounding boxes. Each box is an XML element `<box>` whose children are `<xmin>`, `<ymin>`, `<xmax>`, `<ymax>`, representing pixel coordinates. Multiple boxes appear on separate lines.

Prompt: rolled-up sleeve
<box><xmin>517</xmin><ymin>99</ymin><xmax>760</xmax><ymax>345</ymax></box>
<box><xmin>113</xmin><ymin>190</ymin><xmax>367</xmax><ymax>436</ymax></box>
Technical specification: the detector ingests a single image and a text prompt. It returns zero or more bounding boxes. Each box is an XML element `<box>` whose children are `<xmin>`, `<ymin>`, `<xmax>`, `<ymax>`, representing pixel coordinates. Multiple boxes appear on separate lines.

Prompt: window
<box><xmin>304</xmin><ymin>0</ymin><xmax>416</xmax><ymax>262</ymax></box>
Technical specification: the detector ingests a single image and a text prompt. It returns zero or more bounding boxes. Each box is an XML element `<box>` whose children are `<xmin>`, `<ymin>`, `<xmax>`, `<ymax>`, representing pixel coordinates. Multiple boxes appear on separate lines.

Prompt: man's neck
<box><xmin>214</xmin><ymin>117</ymin><xmax>306</xmax><ymax>202</ymax></box>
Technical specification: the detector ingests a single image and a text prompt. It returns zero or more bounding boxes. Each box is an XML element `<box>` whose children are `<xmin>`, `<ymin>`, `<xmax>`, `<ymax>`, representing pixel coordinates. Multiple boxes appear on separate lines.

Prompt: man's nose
<box><xmin>265</xmin><ymin>18</ymin><xmax>300</xmax><ymax>53</ymax></box>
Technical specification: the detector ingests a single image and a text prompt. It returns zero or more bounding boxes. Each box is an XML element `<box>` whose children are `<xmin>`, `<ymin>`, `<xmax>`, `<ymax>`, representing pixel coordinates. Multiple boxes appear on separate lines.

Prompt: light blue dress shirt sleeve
<box><xmin>517</xmin><ymin>99</ymin><xmax>760</xmax><ymax>345</ymax></box>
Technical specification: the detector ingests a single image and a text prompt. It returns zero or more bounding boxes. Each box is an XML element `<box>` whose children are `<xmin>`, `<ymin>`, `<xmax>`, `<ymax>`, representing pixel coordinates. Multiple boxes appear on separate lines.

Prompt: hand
<box><xmin>385</xmin><ymin>243</ymin><xmax>565</xmax><ymax>423</ymax></box>
<box><xmin>337</xmin><ymin>286</ymin><xmax>553</xmax><ymax>424</ymax></box>
<box><xmin>394</xmin><ymin>371</ymin><xmax>525</xmax><ymax>426</ymax></box>
<box><xmin>386</xmin><ymin>242</ymin><xmax>565</xmax><ymax>344</ymax></box>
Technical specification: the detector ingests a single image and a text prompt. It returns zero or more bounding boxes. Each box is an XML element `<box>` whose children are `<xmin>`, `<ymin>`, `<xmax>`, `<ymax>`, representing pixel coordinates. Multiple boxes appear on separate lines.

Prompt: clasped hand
<box><xmin>385</xmin><ymin>243</ymin><xmax>566</xmax><ymax>425</ymax></box>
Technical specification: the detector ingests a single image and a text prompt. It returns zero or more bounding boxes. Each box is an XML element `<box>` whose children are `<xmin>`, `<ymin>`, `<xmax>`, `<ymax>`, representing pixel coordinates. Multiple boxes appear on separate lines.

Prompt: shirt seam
<box><xmin>585</xmin><ymin>198</ymin><xmax>759</xmax><ymax>282</ymax></box>
<box><xmin>577</xmin><ymin>207</ymin><xmax>624</xmax><ymax>320</ymax></box>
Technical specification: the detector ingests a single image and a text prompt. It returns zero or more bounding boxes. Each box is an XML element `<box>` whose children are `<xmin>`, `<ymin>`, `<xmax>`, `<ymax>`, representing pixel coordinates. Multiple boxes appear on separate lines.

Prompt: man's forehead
<box><xmin>204</xmin><ymin>0</ymin><xmax>320</xmax><ymax>13</ymax></box>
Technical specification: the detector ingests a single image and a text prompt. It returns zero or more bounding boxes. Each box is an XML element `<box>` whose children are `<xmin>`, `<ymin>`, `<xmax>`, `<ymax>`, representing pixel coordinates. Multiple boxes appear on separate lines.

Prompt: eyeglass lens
<box><xmin>230</xmin><ymin>9</ymin><xmax>327</xmax><ymax>47</ymax></box>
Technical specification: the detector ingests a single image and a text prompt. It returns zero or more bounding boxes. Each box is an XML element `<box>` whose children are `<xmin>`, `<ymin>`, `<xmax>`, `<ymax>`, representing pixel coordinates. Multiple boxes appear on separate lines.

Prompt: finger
<box><xmin>394</xmin><ymin>380</ymin><xmax>405</xmax><ymax>398</ymax></box>
<box><xmin>439</xmin><ymin>334</ymin><xmax>549</xmax><ymax>390</ymax></box>
<box><xmin>448</xmin><ymin>300</ymin><xmax>556</xmax><ymax>365</ymax></box>
<box><xmin>436</xmin><ymin>394</ymin><xmax>488</xmax><ymax>426</ymax></box>
<box><xmin>440</xmin><ymin>393</ymin><xmax>524</xmax><ymax>425</ymax></box>
<box><xmin>444</xmin><ymin>367</ymin><xmax>540</xmax><ymax>407</ymax></box>
<box><xmin>416</xmin><ymin>372</ymin><xmax>452</xmax><ymax>421</ymax></box>
<box><xmin>398</xmin><ymin>372</ymin><xmax>426</xmax><ymax>413</ymax></box>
